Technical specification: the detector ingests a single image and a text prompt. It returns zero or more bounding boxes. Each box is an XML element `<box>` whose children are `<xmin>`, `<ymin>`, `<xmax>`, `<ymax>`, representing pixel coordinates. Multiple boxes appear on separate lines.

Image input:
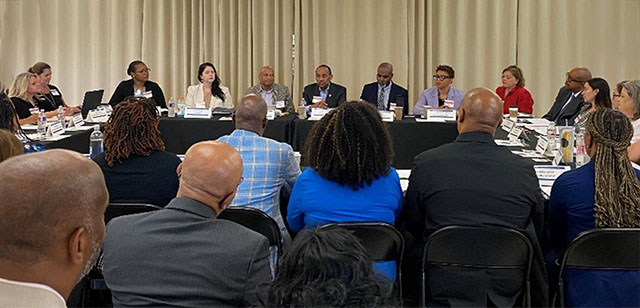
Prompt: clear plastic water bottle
<box><xmin>574</xmin><ymin>126</ymin><xmax>589</xmax><ymax>167</ymax></box>
<box><xmin>57</xmin><ymin>106</ymin><xmax>65</xmax><ymax>128</ymax></box>
<box><xmin>168</xmin><ymin>97</ymin><xmax>176</xmax><ymax>117</ymax></box>
<box><xmin>37</xmin><ymin>109</ymin><xmax>46</xmax><ymax>136</ymax></box>
<box><xmin>546</xmin><ymin>122</ymin><xmax>556</xmax><ymax>153</ymax></box>
<box><xmin>89</xmin><ymin>125</ymin><xmax>104</xmax><ymax>158</ymax></box>
<box><xmin>177</xmin><ymin>96</ymin><xmax>186</xmax><ymax>118</ymax></box>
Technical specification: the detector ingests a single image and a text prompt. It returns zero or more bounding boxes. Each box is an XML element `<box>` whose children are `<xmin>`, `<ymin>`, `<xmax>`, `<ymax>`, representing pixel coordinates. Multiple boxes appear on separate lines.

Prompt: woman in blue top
<box><xmin>547</xmin><ymin>108</ymin><xmax>640</xmax><ymax>307</ymax></box>
<box><xmin>287</xmin><ymin>101</ymin><xmax>403</xmax><ymax>279</ymax></box>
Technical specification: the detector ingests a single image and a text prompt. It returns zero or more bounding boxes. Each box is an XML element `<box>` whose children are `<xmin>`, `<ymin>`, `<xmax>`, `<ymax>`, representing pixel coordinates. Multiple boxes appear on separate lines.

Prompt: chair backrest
<box><xmin>218</xmin><ymin>206</ymin><xmax>282</xmax><ymax>251</ymax></box>
<box><xmin>559</xmin><ymin>228</ymin><xmax>640</xmax><ymax>271</ymax></box>
<box><xmin>319</xmin><ymin>222</ymin><xmax>404</xmax><ymax>262</ymax></box>
<box><xmin>422</xmin><ymin>226</ymin><xmax>533</xmax><ymax>307</ymax></box>
<box><xmin>105</xmin><ymin>203</ymin><xmax>162</xmax><ymax>223</ymax></box>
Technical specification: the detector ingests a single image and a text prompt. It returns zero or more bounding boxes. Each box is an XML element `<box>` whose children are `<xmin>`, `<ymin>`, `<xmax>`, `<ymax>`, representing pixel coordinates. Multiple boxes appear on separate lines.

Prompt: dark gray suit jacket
<box><xmin>542</xmin><ymin>86</ymin><xmax>584</xmax><ymax>125</ymax></box>
<box><xmin>103</xmin><ymin>197</ymin><xmax>272</xmax><ymax>307</ymax></box>
<box><xmin>403</xmin><ymin>132</ymin><xmax>548</xmax><ymax>307</ymax></box>
<box><xmin>302</xmin><ymin>82</ymin><xmax>347</xmax><ymax>108</ymax></box>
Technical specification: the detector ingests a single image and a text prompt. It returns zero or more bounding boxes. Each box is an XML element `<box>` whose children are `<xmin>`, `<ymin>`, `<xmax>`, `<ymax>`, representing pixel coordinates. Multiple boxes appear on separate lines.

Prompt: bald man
<box><xmin>0</xmin><ymin>150</ymin><xmax>108</xmax><ymax>307</ymax></box>
<box><xmin>102</xmin><ymin>141</ymin><xmax>271</xmax><ymax>307</ymax></box>
<box><xmin>245</xmin><ymin>65</ymin><xmax>294</xmax><ymax>113</ymax></box>
<box><xmin>543</xmin><ymin>67</ymin><xmax>592</xmax><ymax>125</ymax></box>
<box><xmin>403</xmin><ymin>88</ymin><xmax>547</xmax><ymax>307</ymax></box>
<box><xmin>219</xmin><ymin>94</ymin><xmax>300</xmax><ymax>239</ymax></box>
<box><xmin>360</xmin><ymin>62</ymin><xmax>409</xmax><ymax>115</ymax></box>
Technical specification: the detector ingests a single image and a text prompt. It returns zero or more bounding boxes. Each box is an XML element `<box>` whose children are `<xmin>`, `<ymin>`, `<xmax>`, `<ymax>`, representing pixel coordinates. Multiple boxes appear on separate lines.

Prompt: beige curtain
<box><xmin>1</xmin><ymin>0</ymin><xmax>639</xmax><ymax>116</ymax></box>
<box><xmin>518</xmin><ymin>0</ymin><xmax>640</xmax><ymax>116</ymax></box>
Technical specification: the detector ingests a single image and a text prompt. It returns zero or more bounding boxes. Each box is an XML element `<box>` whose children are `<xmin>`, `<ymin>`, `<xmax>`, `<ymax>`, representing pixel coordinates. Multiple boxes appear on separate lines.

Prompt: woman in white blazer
<box><xmin>185</xmin><ymin>62</ymin><xmax>233</xmax><ymax>108</ymax></box>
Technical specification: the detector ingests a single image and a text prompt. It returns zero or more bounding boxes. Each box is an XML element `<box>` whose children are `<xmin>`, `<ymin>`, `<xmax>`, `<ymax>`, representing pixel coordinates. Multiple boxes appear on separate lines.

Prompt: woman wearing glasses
<box><xmin>108</xmin><ymin>60</ymin><xmax>167</xmax><ymax>108</ymax></box>
<box><xmin>617</xmin><ymin>80</ymin><xmax>640</xmax><ymax>163</ymax></box>
<box><xmin>413</xmin><ymin>65</ymin><xmax>465</xmax><ymax>115</ymax></box>
<box><xmin>495</xmin><ymin>65</ymin><xmax>534</xmax><ymax>115</ymax></box>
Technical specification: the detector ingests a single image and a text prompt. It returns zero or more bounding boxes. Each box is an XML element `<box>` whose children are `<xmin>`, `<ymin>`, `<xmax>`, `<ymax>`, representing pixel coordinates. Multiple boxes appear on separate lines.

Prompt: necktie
<box><xmin>378</xmin><ymin>87</ymin><xmax>386</xmax><ymax>110</ymax></box>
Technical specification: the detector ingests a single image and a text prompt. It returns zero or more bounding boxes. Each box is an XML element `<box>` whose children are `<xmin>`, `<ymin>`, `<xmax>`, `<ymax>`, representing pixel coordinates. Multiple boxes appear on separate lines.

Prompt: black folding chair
<box><xmin>421</xmin><ymin>226</ymin><xmax>533</xmax><ymax>308</ymax></box>
<box><xmin>556</xmin><ymin>228</ymin><xmax>640</xmax><ymax>307</ymax></box>
<box><xmin>319</xmin><ymin>222</ymin><xmax>405</xmax><ymax>300</ymax></box>
<box><xmin>69</xmin><ymin>203</ymin><xmax>162</xmax><ymax>307</ymax></box>
<box><xmin>218</xmin><ymin>206</ymin><xmax>283</xmax><ymax>261</ymax></box>
<box><xmin>104</xmin><ymin>202</ymin><xmax>162</xmax><ymax>223</ymax></box>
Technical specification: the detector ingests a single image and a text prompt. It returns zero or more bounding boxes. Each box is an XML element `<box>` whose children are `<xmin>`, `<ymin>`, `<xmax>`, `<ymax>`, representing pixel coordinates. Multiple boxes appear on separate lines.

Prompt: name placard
<box><xmin>378</xmin><ymin>111</ymin><xmax>394</xmax><ymax>122</ymax></box>
<box><xmin>87</xmin><ymin>111</ymin><xmax>109</xmax><ymax>122</ymax></box>
<box><xmin>426</xmin><ymin>109</ymin><xmax>456</xmax><ymax>121</ymax></box>
<box><xmin>184</xmin><ymin>107</ymin><xmax>212</xmax><ymax>119</ymax></box>
<box><xmin>535</xmin><ymin>136</ymin><xmax>549</xmax><ymax>155</ymax></box>
<box><xmin>501</xmin><ymin>118</ymin><xmax>516</xmax><ymax>132</ymax></box>
<box><xmin>70</xmin><ymin>113</ymin><xmax>85</xmax><ymax>128</ymax></box>
<box><xmin>310</xmin><ymin>108</ymin><xmax>330</xmax><ymax>118</ymax></box>
<box><xmin>46</xmin><ymin>121</ymin><xmax>65</xmax><ymax>137</ymax></box>
<box><xmin>508</xmin><ymin>126</ymin><xmax>524</xmax><ymax>141</ymax></box>
<box><xmin>266</xmin><ymin>110</ymin><xmax>276</xmax><ymax>120</ymax></box>
<box><xmin>552</xmin><ymin>151</ymin><xmax>563</xmax><ymax>166</ymax></box>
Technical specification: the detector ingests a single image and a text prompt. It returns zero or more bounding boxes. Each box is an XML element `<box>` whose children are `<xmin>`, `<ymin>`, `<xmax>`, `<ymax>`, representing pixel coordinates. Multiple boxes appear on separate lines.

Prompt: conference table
<box><xmin>40</xmin><ymin>115</ymin><xmax>545</xmax><ymax>170</ymax></box>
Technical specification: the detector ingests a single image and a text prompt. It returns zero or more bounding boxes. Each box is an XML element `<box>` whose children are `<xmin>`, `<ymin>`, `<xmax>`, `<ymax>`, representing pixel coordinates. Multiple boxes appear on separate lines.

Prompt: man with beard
<box><xmin>0</xmin><ymin>150</ymin><xmax>108</xmax><ymax>307</ymax></box>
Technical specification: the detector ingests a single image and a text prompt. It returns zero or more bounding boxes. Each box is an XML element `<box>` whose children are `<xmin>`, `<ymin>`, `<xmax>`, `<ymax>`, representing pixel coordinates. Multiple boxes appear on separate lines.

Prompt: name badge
<box><xmin>184</xmin><ymin>107</ymin><xmax>212</xmax><ymax>119</ymax></box>
<box><xmin>508</xmin><ymin>126</ymin><xmax>524</xmax><ymax>141</ymax></box>
<box><xmin>312</xmin><ymin>96</ymin><xmax>323</xmax><ymax>104</ymax></box>
<box><xmin>50</xmin><ymin>89</ymin><xmax>61</xmax><ymax>96</ymax></box>
<box><xmin>443</xmin><ymin>100</ymin><xmax>454</xmax><ymax>108</ymax></box>
<box><xmin>426</xmin><ymin>109</ymin><xmax>456</xmax><ymax>121</ymax></box>
<box><xmin>46</xmin><ymin>121</ymin><xmax>65</xmax><ymax>137</ymax></box>
<box><xmin>275</xmin><ymin>100</ymin><xmax>286</xmax><ymax>109</ymax></box>
<box><xmin>29</xmin><ymin>107</ymin><xmax>39</xmax><ymax>115</ymax></box>
<box><xmin>535</xmin><ymin>136</ymin><xmax>549</xmax><ymax>155</ymax></box>
<box><xmin>502</xmin><ymin>118</ymin><xmax>516</xmax><ymax>132</ymax></box>
<box><xmin>142</xmin><ymin>91</ymin><xmax>153</xmax><ymax>98</ymax></box>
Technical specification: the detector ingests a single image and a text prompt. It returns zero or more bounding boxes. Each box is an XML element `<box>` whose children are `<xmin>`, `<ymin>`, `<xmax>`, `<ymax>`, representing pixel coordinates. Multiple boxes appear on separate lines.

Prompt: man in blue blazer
<box><xmin>360</xmin><ymin>62</ymin><xmax>409</xmax><ymax>116</ymax></box>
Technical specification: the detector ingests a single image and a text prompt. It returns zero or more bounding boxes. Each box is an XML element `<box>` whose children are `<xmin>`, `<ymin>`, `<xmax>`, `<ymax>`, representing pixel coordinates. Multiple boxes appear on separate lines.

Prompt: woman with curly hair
<box><xmin>268</xmin><ymin>227</ymin><xmax>396</xmax><ymax>307</ymax></box>
<box><xmin>547</xmin><ymin>108</ymin><xmax>640</xmax><ymax>307</ymax></box>
<box><xmin>287</xmin><ymin>101</ymin><xmax>402</xmax><ymax>279</ymax></box>
<box><xmin>92</xmin><ymin>97</ymin><xmax>180</xmax><ymax>207</ymax></box>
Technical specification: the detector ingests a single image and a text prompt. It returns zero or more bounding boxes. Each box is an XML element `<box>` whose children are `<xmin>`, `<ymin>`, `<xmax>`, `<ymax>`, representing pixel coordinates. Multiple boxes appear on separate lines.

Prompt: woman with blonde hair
<box><xmin>547</xmin><ymin>108</ymin><xmax>640</xmax><ymax>307</ymax></box>
<box><xmin>8</xmin><ymin>72</ymin><xmax>57</xmax><ymax>125</ymax></box>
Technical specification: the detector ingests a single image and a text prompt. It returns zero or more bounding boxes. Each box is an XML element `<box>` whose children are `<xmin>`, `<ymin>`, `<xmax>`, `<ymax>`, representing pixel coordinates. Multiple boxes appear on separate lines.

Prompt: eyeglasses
<box><xmin>433</xmin><ymin>74</ymin><xmax>451</xmax><ymax>81</ymax></box>
<box><xmin>613</xmin><ymin>94</ymin><xmax>622</xmax><ymax>98</ymax></box>
<box><xmin>566</xmin><ymin>72</ymin><xmax>584</xmax><ymax>84</ymax></box>
<box><xmin>135</xmin><ymin>68</ymin><xmax>151</xmax><ymax>74</ymax></box>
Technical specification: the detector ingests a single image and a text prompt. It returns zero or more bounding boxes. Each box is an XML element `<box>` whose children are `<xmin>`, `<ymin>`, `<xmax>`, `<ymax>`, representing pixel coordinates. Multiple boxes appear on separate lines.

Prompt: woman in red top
<box><xmin>495</xmin><ymin>65</ymin><xmax>534</xmax><ymax>114</ymax></box>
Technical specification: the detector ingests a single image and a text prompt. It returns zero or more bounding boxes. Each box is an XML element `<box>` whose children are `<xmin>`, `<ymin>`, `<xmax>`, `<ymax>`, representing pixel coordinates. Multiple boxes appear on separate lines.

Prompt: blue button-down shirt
<box><xmin>218</xmin><ymin>129</ymin><xmax>301</xmax><ymax>231</ymax></box>
<box><xmin>320</xmin><ymin>84</ymin><xmax>330</xmax><ymax>101</ymax></box>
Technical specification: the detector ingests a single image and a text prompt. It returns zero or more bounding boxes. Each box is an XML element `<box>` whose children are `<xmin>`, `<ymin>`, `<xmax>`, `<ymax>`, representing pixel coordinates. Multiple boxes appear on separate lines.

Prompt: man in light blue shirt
<box><xmin>218</xmin><ymin>94</ymin><xmax>301</xmax><ymax>239</ymax></box>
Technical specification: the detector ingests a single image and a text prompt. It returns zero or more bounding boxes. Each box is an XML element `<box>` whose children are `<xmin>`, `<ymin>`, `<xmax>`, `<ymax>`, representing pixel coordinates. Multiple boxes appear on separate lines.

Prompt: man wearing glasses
<box><xmin>542</xmin><ymin>67</ymin><xmax>592</xmax><ymax>125</ymax></box>
<box><xmin>413</xmin><ymin>65</ymin><xmax>465</xmax><ymax>115</ymax></box>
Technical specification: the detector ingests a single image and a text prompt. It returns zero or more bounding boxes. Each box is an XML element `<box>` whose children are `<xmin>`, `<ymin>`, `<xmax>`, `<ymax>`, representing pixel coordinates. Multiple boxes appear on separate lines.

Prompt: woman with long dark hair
<box><xmin>573</xmin><ymin>77</ymin><xmax>612</xmax><ymax>127</ymax></box>
<box><xmin>185</xmin><ymin>62</ymin><xmax>233</xmax><ymax>108</ymax></box>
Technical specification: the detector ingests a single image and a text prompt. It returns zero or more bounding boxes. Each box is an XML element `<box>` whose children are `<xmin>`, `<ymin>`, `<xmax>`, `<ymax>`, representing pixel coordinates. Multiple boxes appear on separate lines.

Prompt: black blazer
<box><xmin>403</xmin><ymin>132</ymin><xmax>548</xmax><ymax>307</ymax></box>
<box><xmin>542</xmin><ymin>86</ymin><xmax>584</xmax><ymax>125</ymax></box>
<box><xmin>359</xmin><ymin>82</ymin><xmax>409</xmax><ymax>115</ymax></box>
<box><xmin>302</xmin><ymin>82</ymin><xmax>346</xmax><ymax>108</ymax></box>
<box><xmin>108</xmin><ymin>79</ymin><xmax>167</xmax><ymax>108</ymax></box>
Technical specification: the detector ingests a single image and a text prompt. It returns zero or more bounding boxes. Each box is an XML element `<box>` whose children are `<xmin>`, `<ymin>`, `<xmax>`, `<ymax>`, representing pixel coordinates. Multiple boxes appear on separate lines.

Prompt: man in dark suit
<box><xmin>360</xmin><ymin>62</ymin><xmax>409</xmax><ymax>115</ymax></box>
<box><xmin>403</xmin><ymin>88</ymin><xmax>547</xmax><ymax>307</ymax></box>
<box><xmin>542</xmin><ymin>67</ymin><xmax>592</xmax><ymax>125</ymax></box>
<box><xmin>102</xmin><ymin>141</ymin><xmax>272</xmax><ymax>307</ymax></box>
<box><xmin>302</xmin><ymin>64</ymin><xmax>346</xmax><ymax>110</ymax></box>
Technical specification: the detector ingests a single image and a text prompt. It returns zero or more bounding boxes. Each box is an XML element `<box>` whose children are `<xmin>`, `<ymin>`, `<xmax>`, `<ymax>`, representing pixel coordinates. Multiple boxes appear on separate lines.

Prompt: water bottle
<box><xmin>168</xmin><ymin>97</ymin><xmax>176</xmax><ymax>117</ymax></box>
<box><xmin>89</xmin><ymin>125</ymin><xmax>104</xmax><ymax>158</ymax></box>
<box><xmin>177</xmin><ymin>96</ymin><xmax>185</xmax><ymax>118</ymax></box>
<box><xmin>546</xmin><ymin>122</ymin><xmax>556</xmax><ymax>153</ymax></box>
<box><xmin>57</xmin><ymin>106</ymin><xmax>65</xmax><ymax>129</ymax></box>
<box><xmin>574</xmin><ymin>126</ymin><xmax>589</xmax><ymax>167</ymax></box>
<box><xmin>37</xmin><ymin>109</ymin><xmax>46</xmax><ymax>136</ymax></box>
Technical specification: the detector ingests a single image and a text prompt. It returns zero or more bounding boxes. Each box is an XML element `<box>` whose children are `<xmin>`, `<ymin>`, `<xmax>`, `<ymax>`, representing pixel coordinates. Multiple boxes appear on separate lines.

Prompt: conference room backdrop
<box><xmin>1</xmin><ymin>0</ymin><xmax>639</xmax><ymax>116</ymax></box>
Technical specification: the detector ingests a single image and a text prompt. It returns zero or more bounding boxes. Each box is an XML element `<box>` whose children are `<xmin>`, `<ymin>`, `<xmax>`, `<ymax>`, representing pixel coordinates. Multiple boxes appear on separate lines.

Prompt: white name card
<box><xmin>443</xmin><ymin>100</ymin><xmax>454</xmax><ymax>108</ymax></box>
<box><xmin>379</xmin><ymin>111</ymin><xmax>394</xmax><ymax>122</ymax></box>
<box><xmin>535</xmin><ymin>136</ymin><xmax>549</xmax><ymax>155</ymax></box>
<box><xmin>552</xmin><ymin>151</ymin><xmax>563</xmax><ymax>166</ymax></box>
<box><xmin>87</xmin><ymin>111</ymin><xmax>109</xmax><ymax>122</ymax></box>
<box><xmin>312</xmin><ymin>96</ymin><xmax>323</xmax><ymax>104</ymax></box>
<box><xmin>275</xmin><ymin>100</ymin><xmax>286</xmax><ymax>109</ymax></box>
<box><xmin>70</xmin><ymin>113</ymin><xmax>85</xmax><ymax>127</ymax></box>
<box><xmin>46</xmin><ymin>121</ymin><xmax>65</xmax><ymax>137</ymax></box>
<box><xmin>310</xmin><ymin>108</ymin><xmax>330</xmax><ymax>118</ymax></box>
<box><xmin>184</xmin><ymin>107</ymin><xmax>212</xmax><ymax>119</ymax></box>
<box><xmin>508</xmin><ymin>126</ymin><xmax>524</xmax><ymax>141</ymax></box>
<box><xmin>426</xmin><ymin>109</ymin><xmax>456</xmax><ymax>121</ymax></box>
<box><xmin>502</xmin><ymin>118</ymin><xmax>516</xmax><ymax>132</ymax></box>
<box><xmin>266</xmin><ymin>110</ymin><xmax>276</xmax><ymax>120</ymax></box>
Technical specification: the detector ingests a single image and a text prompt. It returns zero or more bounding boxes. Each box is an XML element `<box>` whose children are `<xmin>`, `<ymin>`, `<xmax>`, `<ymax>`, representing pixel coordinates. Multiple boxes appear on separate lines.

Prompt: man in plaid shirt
<box><xmin>218</xmin><ymin>94</ymin><xmax>300</xmax><ymax>239</ymax></box>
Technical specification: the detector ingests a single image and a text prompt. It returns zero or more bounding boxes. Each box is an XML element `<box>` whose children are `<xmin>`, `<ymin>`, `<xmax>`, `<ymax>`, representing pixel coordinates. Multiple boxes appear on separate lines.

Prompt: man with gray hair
<box><xmin>0</xmin><ymin>150</ymin><xmax>108</xmax><ymax>307</ymax></box>
<box><xmin>103</xmin><ymin>141</ymin><xmax>272</xmax><ymax>307</ymax></box>
<box><xmin>218</xmin><ymin>94</ymin><xmax>301</xmax><ymax>239</ymax></box>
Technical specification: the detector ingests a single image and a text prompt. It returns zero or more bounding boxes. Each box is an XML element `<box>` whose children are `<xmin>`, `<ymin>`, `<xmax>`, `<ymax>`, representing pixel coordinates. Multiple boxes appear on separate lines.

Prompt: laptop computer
<box><xmin>81</xmin><ymin>89</ymin><xmax>104</xmax><ymax>118</ymax></box>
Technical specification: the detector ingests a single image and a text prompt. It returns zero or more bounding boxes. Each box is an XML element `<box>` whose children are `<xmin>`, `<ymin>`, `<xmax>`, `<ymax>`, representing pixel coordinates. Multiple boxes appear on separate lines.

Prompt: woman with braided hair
<box><xmin>287</xmin><ymin>101</ymin><xmax>402</xmax><ymax>280</ymax></box>
<box><xmin>547</xmin><ymin>108</ymin><xmax>640</xmax><ymax>307</ymax></box>
<box><xmin>93</xmin><ymin>97</ymin><xmax>181</xmax><ymax>207</ymax></box>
